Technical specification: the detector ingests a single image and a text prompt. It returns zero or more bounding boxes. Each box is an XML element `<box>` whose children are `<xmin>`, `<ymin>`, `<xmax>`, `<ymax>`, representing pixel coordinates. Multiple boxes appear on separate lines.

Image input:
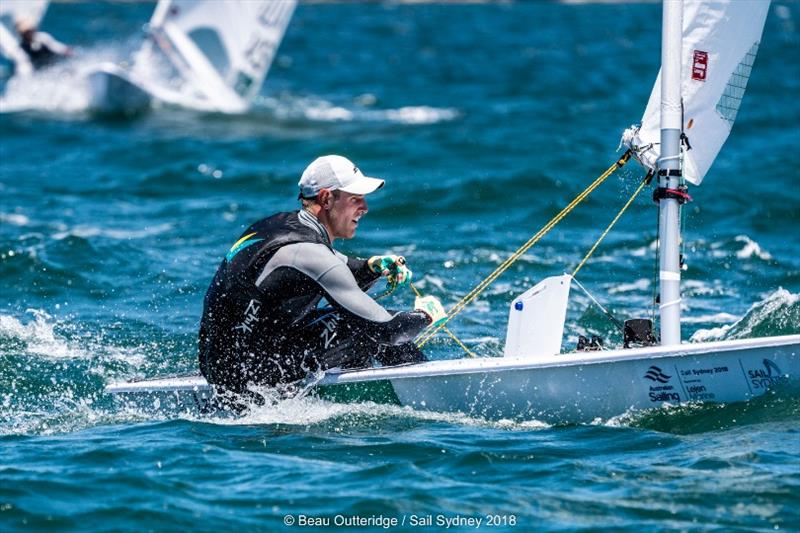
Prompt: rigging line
<box><xmin>570</xmin><ymin>276</ymin><xmax>625</xmax><ymax>333</ymax></box>
<box><xmin>568</xmin><ymin>171</ymin><xmax>652</xmax><ymax>334</ymax></box>
<box><xmin>417</xmin><ymin>151</ymin><xmax>630</xmax><ymax>347</ymax></box>
<box><xmin>416</xmin><ymin>151</ymin><xmax>632</xmax><ymax>348</ymax></box>
<box><xmin>441</xmin><ymin>326</ymin><xmax>478</xmax><ymax>358</ymax></box>
<box><xmin>373</xmin><ymin>287</ymin><xmax>395</xmax><ymax>301</ymax></box>
<box><xmin>571</xmin><ymin>171</ymin><xmax>653</xmax><ymax>278</ymax></box>
<box><xmin>376</xmin><ymin>279</ymin><xmax>478</xmax><ymax>357</ymax></box>
<box><xmin>409</xmin><ymin>282</ymin><xmax>476</xmax><ymax>357</ymax></box>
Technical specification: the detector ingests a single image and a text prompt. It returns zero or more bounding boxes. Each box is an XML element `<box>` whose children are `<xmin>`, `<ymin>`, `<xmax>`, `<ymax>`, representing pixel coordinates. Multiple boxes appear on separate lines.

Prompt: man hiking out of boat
<box><xmin>198</xmin><ymin>155</ymin><xmax>446</xmax><ymax>395</ymax></box>
<box><xmin>12</xmin><ymin>17</ymin><xmax>73</xmax><ymax>74</ymax></box>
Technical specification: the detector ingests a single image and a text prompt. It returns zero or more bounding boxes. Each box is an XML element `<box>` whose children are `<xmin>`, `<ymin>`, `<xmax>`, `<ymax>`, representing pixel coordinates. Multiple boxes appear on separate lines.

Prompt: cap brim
<box><xmin>338</xmin><ymin>176</ymin><xmax>385</xmax><ymax>195</ymax></box>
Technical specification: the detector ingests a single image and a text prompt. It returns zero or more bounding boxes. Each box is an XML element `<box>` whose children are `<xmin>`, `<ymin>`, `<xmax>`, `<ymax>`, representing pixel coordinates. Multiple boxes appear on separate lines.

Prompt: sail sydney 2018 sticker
<box><xmin>642</xmin><ymin>358</ymin><xmax>788</xmax><ymax>405</ymax></box>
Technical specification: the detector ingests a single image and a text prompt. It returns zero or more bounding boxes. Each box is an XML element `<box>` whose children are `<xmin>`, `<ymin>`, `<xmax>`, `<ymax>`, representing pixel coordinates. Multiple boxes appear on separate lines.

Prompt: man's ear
<box><xmin>318</xmin><ymin>189</ymin><xmax>332</xmax><ymax>210</ymax></box>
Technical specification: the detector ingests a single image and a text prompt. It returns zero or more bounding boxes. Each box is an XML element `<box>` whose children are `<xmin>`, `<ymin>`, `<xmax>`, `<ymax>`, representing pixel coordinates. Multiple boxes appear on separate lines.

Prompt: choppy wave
<box><xmin>709</xmin><ymin>234</ymin><xmax>775</xmax><ymax>262</ymax></box>
<box><xmin>51</xmin><ymin>223</ymin><xmax>173</xmax><ymax>241</ymax></box>
<box><xmin>211</xmin><ymin>390</ymin><xmax>550</xmax><ymax>432</ymax></box>
<box><xmin>2</xmin><ymin>57</ymin><xmax>458</xmax><ymax>125</ymax></box>
<box><xmin>613</xmin><ymin>381</ymin><xmax>800</xmax><ymax>434</ymax></box>
<box><xmin>690</xmin><ymin>288</ymin><xmax>800</xmax><ymax>342</ymax></box>
<box><xmin>0</xmin><ymin>212</ymin><xmax>31</xmax><ymax>226</ymax></box>
<box><xmin>0</xmin><ymin>310</ymin><xmax>150</xmax><ymax>364</ymax></box>
<box><xmin>0</xmin><ymin>45</ymin><xmax>132</xmax><ymax>113</ymax></box>
<box><xmin>2</xmin><ymin>2</ymin><xmax>799</xmax><ymax>528</ymax></box>
<box><xmin>0</xmin><ymin>310</ymin><xmax>84</xmax><ymax>359</ymax></box>
<box><xmin>256</xmin><ymin>93</ymin><xmax>459</xmax><ymax>125</ymax></box>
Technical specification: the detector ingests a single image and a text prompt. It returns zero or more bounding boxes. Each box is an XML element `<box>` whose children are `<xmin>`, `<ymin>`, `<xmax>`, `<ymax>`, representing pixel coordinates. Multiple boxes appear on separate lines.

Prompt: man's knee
<box><xmin>376</xmin><ymin>343</ymin><xmax>426</xmax><ymax>367</ymax></box>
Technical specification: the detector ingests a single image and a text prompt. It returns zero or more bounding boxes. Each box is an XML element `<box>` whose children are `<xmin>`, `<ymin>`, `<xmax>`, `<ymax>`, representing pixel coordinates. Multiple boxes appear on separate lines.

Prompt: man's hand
<box><xmin>414</xmin><ymin>295</ymin><xmax>447</xmax><ymax>327</ymax></box>
<box><xmin>368</xmin><ymin>255</ymin><xmax>412</xmax><ymax>290</ymax></box>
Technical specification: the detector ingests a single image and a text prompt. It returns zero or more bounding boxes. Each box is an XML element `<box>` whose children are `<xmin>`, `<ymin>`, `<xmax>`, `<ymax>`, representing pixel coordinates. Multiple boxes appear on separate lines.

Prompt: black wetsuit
<box><xmin>20</xmin><ymin>33</ymin><xmax>65</xmax><ymax>70</ymax></box>
<box><xmin>198</xmin><ymin>210</ymin><xmax>430</xmax><ymax>393</ymax></box>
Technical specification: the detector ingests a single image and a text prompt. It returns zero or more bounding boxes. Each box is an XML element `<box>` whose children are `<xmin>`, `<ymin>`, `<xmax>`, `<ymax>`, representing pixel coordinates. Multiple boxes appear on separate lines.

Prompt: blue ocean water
<box><xmin>2</xmin><ymin>1</ymin><xmax>799</xmax><ymax>531</ymax></box>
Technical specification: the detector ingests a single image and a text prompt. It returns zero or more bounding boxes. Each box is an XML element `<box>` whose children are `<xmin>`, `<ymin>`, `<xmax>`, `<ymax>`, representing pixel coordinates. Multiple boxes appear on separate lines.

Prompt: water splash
<box><xmin>609</xmin><ymin>381</ymin><xmax>800</xmax><ymax>435</ymax></box>
<box><xmin>690</xmin><ymin>288</ymin><xmax>800</xmax><ymax>342</ymax></box>
<box><xmin>0</xmin><ymin>310</ymin><xmax>83</xmax><ymax>359</ymax></box>
<box><xmin>709</xmin><ymin>234</ymin><xmax>774</xmax><ymax>261</ymax></box>
<box><xmin>256</xmin><ymin>93</ymin><xmax>459</xmax><ymax>125</ymax></box>
<box><xmin>0</xmin><ymin>44</ymin><xmax>132</xmax><ymax>113</ymax></box>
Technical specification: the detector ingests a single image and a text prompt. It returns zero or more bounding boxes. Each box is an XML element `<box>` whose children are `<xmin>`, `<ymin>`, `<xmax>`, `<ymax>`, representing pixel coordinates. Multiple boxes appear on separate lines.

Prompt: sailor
<box><xmin>14</xmin><ymin>17</ymin><xmax>73</xmax><ymax>73</ymax></box>
<box><xmin>198</xmin><ymin>155</ymin><xmax>446</xmax><ymax>394</ymax></box>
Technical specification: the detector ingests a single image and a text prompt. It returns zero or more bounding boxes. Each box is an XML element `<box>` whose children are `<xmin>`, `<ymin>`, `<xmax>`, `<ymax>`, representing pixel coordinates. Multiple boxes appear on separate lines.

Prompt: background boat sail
<box><xmin>0</xmin><ymin>0</ymin><xmax>49</xmax><ymax>76</ymax></box>
<box><xmin>86</xmin><ymin>0</ymin><xmax>296</xmax><ymax>113</ymax></box>
<box><xmin>107</xmin><ymin>0</ymin><xmax>799</xmax><ymax>422</ymax></box>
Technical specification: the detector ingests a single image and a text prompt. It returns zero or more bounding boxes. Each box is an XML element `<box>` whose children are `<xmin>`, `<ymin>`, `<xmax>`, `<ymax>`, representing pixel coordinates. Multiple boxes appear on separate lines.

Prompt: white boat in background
<box><xmin>86</xmin><ymin>63</ymin><xmax>152</xmax><ymax>114</ymax></box>
<box><xmin>86</xmin><ymin>0</ymin><xmax>296</xmax><ymax>114</ymax></box>
<box><xmin>0</xmin><ymin>0</ymin><xmax>49</xmax><ymax>76</ymax></box>
<box><xmin>107</xmin><ymin>0</ymin><xmax>800</xmax><ymax>422</ymax></box>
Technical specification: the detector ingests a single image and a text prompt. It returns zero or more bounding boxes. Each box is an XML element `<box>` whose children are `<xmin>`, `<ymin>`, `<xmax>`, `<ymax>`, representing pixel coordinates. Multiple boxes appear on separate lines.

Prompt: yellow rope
<box><xmin>410</xmin><ymin>282</ymin><xmax>477</xmax><ymax>357</ymax></box>
<box><xmin>441</xmin><ymin>325</ymin><xmax>478</xmax><ymax>358</ymax></box>
<box><xmin>415</xmin><ymin>151</ymin><xmax>631</xmax><ymax>349</ymax></box>
<box><xmin>571</xmin><ymin>170</ymin><xmax>652</xmax><ymax>278</ymax></box>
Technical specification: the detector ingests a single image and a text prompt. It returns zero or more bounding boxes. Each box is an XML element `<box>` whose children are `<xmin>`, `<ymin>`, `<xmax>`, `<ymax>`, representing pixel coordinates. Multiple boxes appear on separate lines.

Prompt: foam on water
<box><xmin>0</xmin><ymin>310</ymin><xmax>83</xmax><ymax>359</ymax></box>
<box><xmin>256</xmin><ymin>93</ymin><xmax>458</xmax><ymax>125</ymax></box>
<box><xmin>609</xmin><ymin>382</ymin><xmax>800</xmax><ymax>435</ymax></box>
<box><xmin>733</xmin><ymin>235</ymin><xmax>773</xmax><ymax>261</ymax></box>
<box><xmin>0</xmin><ymin>44</ymin><xmax>134</xmax><ymax>113</ymax></box>
<box><xmin>607</xmin><ymin>278</ymin><xmax>650</xmax><ymax>294</ymax></box>
<box><xmin>681</xmin><ymin>312</ymin><xmax>739</xmax><ymax>325</ymax></box>
<box><xmin>51</xmin><ymin>223</ymin><xmax>173</xmax><ymax>241</ymax></box>
<box><xmin>1</xmin><ymin>2</ymin><xmax>799</xmax><ymax>528</ymax></box>
<box><xmin>207</xmin><ymin>391</ymin><xmax>551</xmax><ymax>432</ymax></box>
<box><xmin>0</xmin><ymin>310</ymin><xmax>150</xmax><ymax>366</ymax></box>
<box><xmin>690</xmin><ymin>288</ymin><xmax>800</xmax><ymax>342</ymax></box>
<box><xmin>0</xmin><ymin>212</ymin><xmax>30</xmax><ymax>226</ymax></box>
<box><xmin>709</xmin><ymin>234</ymin><xmax>775</xmax><ymax>261</ymax></box>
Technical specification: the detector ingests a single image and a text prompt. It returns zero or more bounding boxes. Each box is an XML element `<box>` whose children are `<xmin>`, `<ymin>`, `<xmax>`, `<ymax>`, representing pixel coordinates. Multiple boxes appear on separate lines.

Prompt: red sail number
<box><xmin>692</xmin><ymin>50</ymin><xmax>708</xmax><ymax>81</ymax></box>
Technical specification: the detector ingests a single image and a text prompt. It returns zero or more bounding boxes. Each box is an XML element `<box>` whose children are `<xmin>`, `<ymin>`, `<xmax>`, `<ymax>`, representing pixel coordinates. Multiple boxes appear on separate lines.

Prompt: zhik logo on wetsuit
<box><xmin>226</xmin><ymin>232</ymin><xmax>264</xmax><ymax>261</ymax></box>
<box><xmin>317</xmin><ymin>313</ymin><xmax>340</xmax><ymax>349</ymax></box>
<box><xmin>235</xmin><ymin>299</ymin><xmax>261</xmax><ymax>334</ymax></box>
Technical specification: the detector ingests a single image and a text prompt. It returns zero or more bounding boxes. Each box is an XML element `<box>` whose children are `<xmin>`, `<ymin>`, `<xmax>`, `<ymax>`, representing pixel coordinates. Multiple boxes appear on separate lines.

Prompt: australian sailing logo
<box><xmin>644</xmin><ymin>365</ymin><xmax>680</xmax><ymax>402</ymax></box>
<box><xmin>747</xmin><ymin>358</ymin><xmax>788</xmax><ymax>390</ymax></box>
<box><xmin>644</xmin><ymin>366</ymin><xmax>672</xmax><ymax>383</ymax></box>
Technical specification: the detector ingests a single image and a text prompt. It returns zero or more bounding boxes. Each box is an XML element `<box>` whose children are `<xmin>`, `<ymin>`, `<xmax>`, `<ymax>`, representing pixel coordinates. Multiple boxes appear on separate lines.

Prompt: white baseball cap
<box><xmin>298</xmin><ymin>155</ymin><xmax>384</xmax><ymax>198</ymax></box>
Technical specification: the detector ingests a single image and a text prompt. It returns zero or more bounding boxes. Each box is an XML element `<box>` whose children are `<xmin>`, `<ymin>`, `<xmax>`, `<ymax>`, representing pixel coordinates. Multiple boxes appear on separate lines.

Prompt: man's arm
<box><xmin>258</xmin><ymin>243</ymin><xmax>430</xmax><ymax>344</ymax></box>
<box><xmin>37</xmin><ymin>32</ymin><xmax>72</xmax><ymax>56</ymax></box>
<box><xmin>332</xmin><ymin>249</ymin><xmax>380</xmax><ymax>291</ymax></box>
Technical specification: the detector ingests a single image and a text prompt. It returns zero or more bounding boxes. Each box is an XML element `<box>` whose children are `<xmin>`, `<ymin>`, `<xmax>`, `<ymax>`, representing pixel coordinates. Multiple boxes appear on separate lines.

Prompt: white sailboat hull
<box><xmin>106</xmin><ymin>335</ymin><xmax>800</xmax><ymax>423</ymax></box>
<box><xmin>86</xmin><ymin>63</ymin><xmax>152</xmax><ymax>114</ymax></box>
<box><xmin>382</xmin><ymin>336</ymin><xmax>799</xmax><ymax>423</ymax></box>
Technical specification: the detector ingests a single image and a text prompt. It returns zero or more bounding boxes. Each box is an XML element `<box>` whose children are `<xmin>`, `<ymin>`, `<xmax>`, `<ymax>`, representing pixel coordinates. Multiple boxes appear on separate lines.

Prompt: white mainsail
<box><xmin>135</xmin><ymin>0</ymin><xmax>296</xmax><ymax>113</ymax></box>
<box><xmin>622</xmin><ymin>0</ymin><xmax>770</xmax><ymax>185</ymax></box>
<box><xmin>0</xmin><ymin>0</ymin><xmax>48</xmax><ymax>27</ymax></box>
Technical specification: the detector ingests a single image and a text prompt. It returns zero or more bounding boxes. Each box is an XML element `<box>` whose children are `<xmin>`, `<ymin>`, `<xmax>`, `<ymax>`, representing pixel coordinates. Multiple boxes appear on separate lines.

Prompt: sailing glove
<box><xmin>368</xmin><ymin>255</ymin><xmax>412</xmax><ymax>291</ymax></box>
<box><xmin>414</xmin><ymin>295</ymin><xmax>447</xmax><ymax>327</ymax></box>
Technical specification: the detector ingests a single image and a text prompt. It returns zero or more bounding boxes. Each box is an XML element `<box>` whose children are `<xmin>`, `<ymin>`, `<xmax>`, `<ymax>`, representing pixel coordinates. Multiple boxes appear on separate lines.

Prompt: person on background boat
<box><xmin>198</xmin><ymin>155</ymin><xmax>446</xmax><ymax>394</ymax></box>
<box><xmin>14</xmin><ymin>17</ymin><xmax>73</xmax><ymax>73</ymax></box>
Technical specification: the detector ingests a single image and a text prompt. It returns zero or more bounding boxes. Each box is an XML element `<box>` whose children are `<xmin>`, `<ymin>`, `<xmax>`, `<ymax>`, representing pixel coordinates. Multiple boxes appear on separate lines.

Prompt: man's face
<box><xmin>327</xmin><ymin>191</ymin><xmax>368</xmax><ymax>239</ymax></box>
